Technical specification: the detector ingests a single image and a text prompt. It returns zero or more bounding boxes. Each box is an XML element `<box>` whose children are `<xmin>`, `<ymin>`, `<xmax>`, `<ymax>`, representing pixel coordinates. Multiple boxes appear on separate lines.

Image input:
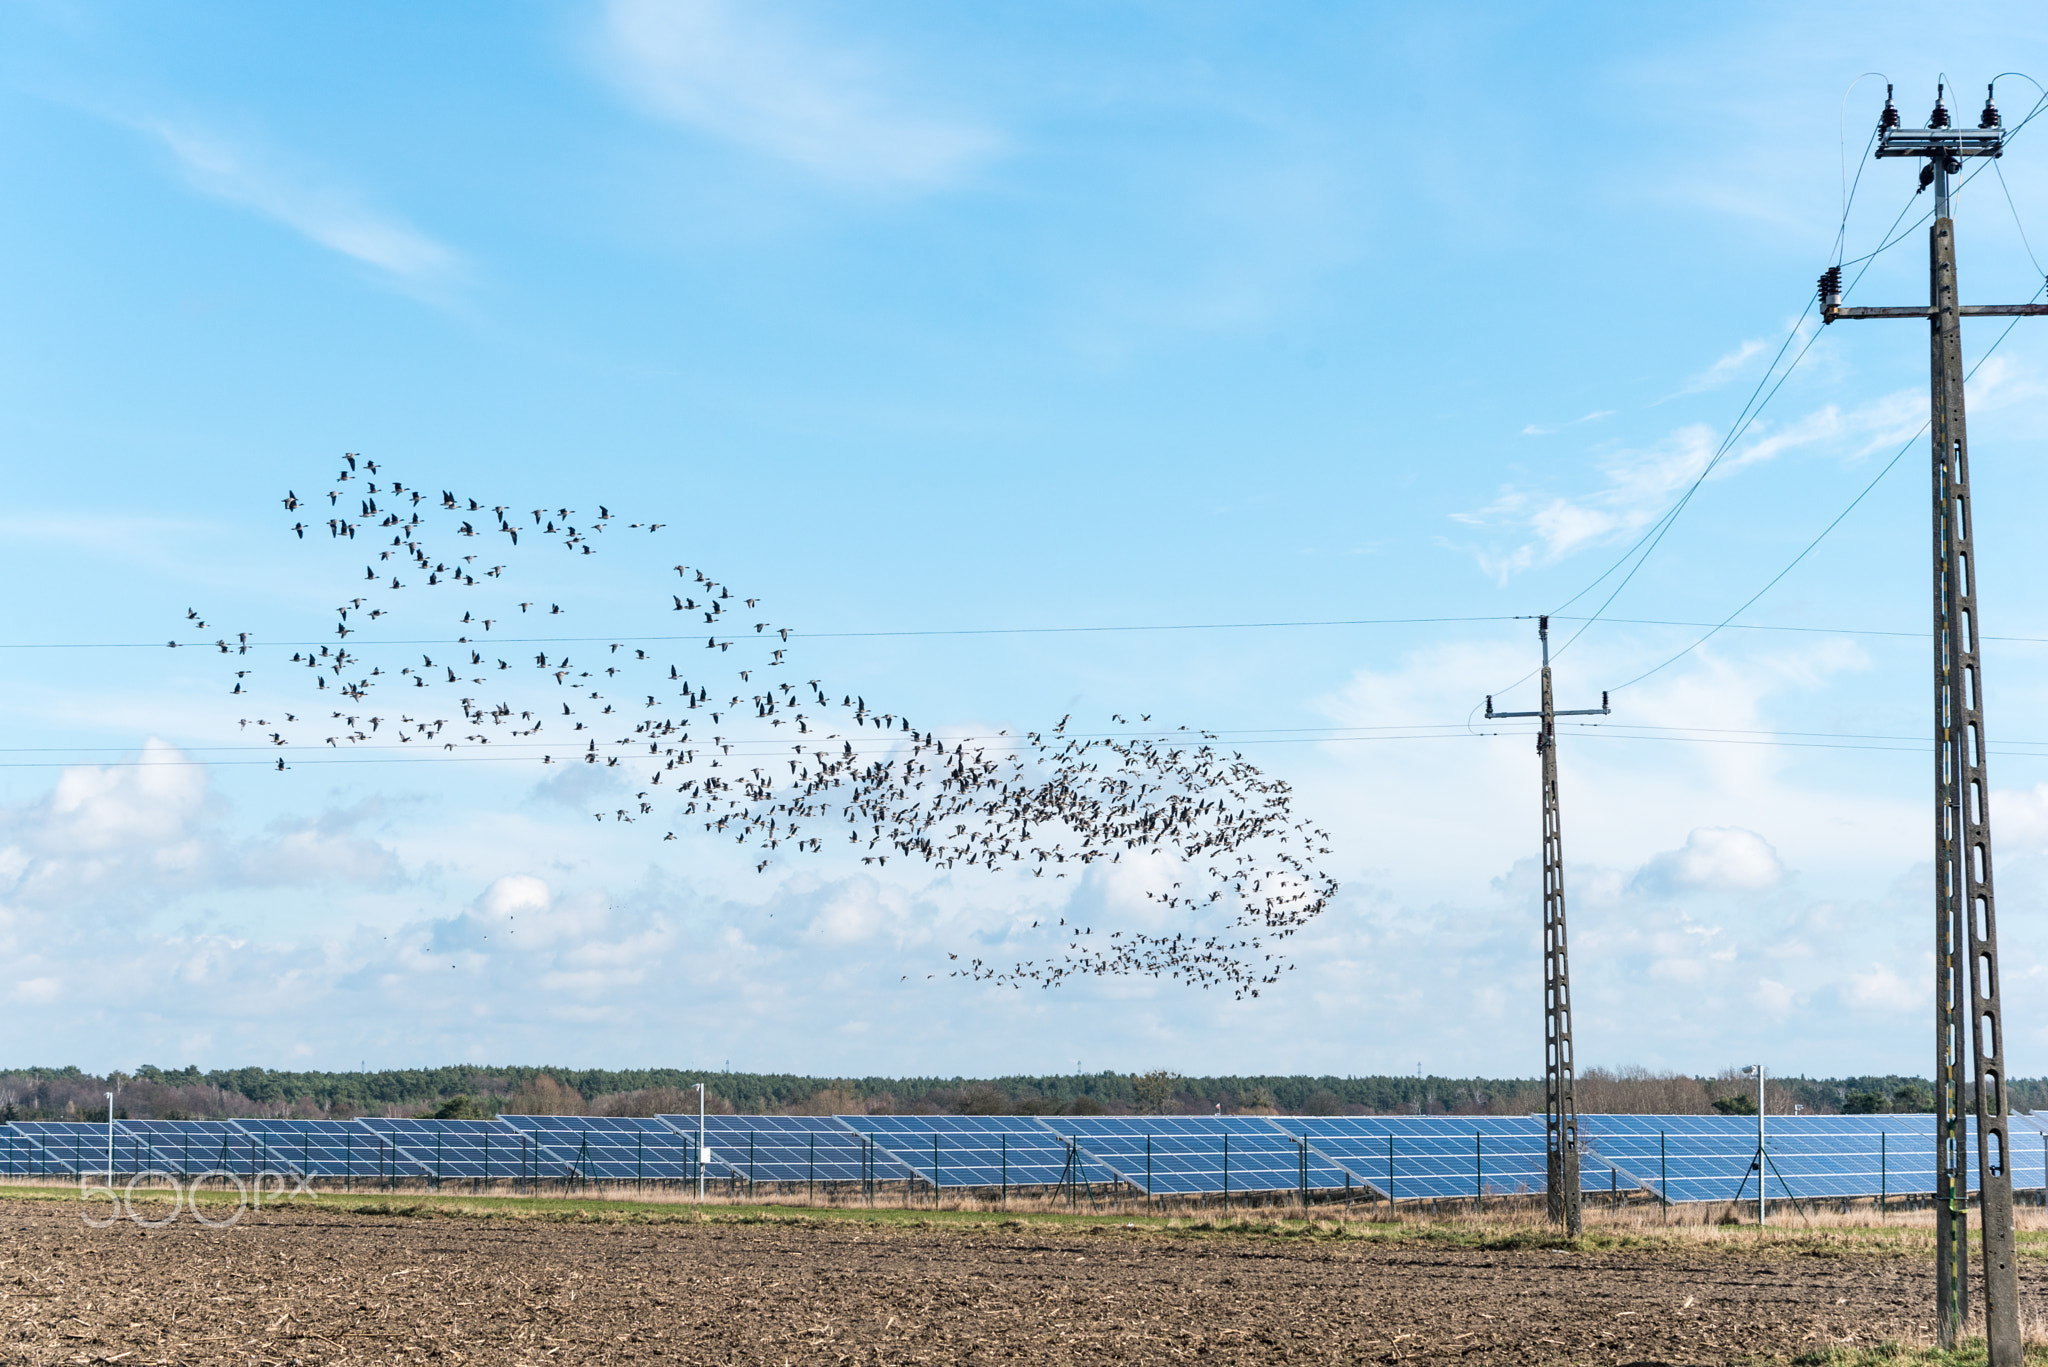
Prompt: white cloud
<box><xmin>140</xmin><ymin>119</ymin><xmax>459</xmax><ymax>283</ymax></box>
<box><xmin>593</xmin><ymin>0</ymin><xmax>999</xmax><ymax>190</ymax></box>
<box><xmin>1456</xmin><ymin>387</ymin><xmax>1927</xmax><ymax>582</ymax></box>
<box><xmin>13</xmin><ymin>977</ymin><xmax>59</xmax><ymax>1005</ymax></box>
<box><xmin>1632</xmin><ymin>827</ymin><xmax>1785</xmax><ymax>896</ymax></box>
<box><xmin>1751</xmin><ymin>978</ymin><xmax>1796</xmax><ymax>1017</ymax></box>
<box><xmin>0</xmin><ymin>741</ymin><xmax>403</xmax><ymax>924</ymax></box>
<box><xmin>1843</xmin><ymin>961</ymin><xmax>1918</xmax><ymax>1014</ymax></box>
<box><xmin>1519</xmin><ymin>410</ymin><xmax>1614</xmax><ymax>437</ymax></box>
<box><xmin>1681</xmin><ymin>336</ymin><xmax>1770</xmax><ymax>394</ymax></box>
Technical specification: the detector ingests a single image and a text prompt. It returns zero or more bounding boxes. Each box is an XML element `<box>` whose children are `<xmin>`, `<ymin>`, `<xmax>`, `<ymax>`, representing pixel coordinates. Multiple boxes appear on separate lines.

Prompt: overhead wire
<box><xmin>1553</xmin><ymin>82</ymin><xmax>2048</xmax><ymax>679</ymax></box>
<box><xmin>1609</xmin><ymin>86</ymin><xmax>2048</xmax><ymax>693</ymax></box>
<box><xmin>24</xmin><ymin>717</ymin><xmax>2048</xmax><ymax>768</ymax></box>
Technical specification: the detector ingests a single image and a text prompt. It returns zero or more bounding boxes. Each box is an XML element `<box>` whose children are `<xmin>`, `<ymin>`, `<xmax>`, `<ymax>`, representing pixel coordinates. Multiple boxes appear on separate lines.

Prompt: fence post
<box><xmin>1475</xmin><ymin>1131</ymin><xmax>1483</xmax><ymax>1206</ymax></box>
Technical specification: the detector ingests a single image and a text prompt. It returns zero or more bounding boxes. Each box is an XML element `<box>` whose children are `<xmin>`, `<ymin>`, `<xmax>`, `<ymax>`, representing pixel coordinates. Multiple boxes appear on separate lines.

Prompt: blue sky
<box><xmin>6</xmin><ymin>1</ymin><xmax>2048</xmax><ymax>1083</ymax></box>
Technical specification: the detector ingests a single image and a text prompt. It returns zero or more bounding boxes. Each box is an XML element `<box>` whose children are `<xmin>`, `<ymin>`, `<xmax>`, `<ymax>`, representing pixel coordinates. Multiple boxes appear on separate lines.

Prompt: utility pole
<box><xmin>1822</xmin><ymin>82</ymin><xmax>2045</xmax><ymax>1364</ymax></box>
<box><xmin>1485</xmin><ymin>615</ymin><xmax>1609</xmax><ymax>1234</ymax></box>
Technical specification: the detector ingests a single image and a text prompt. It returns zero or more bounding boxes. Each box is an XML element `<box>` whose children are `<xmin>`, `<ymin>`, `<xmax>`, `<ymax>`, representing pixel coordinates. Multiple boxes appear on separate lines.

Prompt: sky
<box><xmin>6</xmin><ymin>1</ymin><xmax>2048</xmax><ymax>1083</ymax></box>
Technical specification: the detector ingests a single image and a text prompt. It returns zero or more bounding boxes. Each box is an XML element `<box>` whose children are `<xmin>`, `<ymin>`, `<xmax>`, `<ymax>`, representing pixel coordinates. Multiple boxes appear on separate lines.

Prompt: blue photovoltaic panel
<box><xmin>6</xmin><ymin>1122</ymin><xmax>125</xmax><ymax>1175</ymax></box>
<box><xmin>0</xmin><ymin>1124</ymin><xmax>56</xmax><ymax>1176</ymax></box>
<box><xmin>1269</xmin><ymin>1116</ymin><xmax>1626</xmax><ymax>1201</ymax></box>
<box><xmin>353</xmin><ymin>1119</ymin><xmax>529</xmax><ymax>1181</ymax></box>
<box><xmin>233</xmin><ymin>1120</ymin><xmax>429</xmax><ymax>1180</ymax></box>
<box><xmin>1042</xmin><ymin>1116</ymin><xmax>1353</xmax><ymax>1196</ymax></box>
<box><xmin>663</xmin><ymin>1115</ymin><xmax>913</xmax><ymax>1184</ymax></box>
<box><xmin>119</xmin><ymin>1121</ymin><xmax>255</xmax><ymax>1177</ymax></box>
<box><xmin>1577</xmin><ymin>1114</ymin><xmax>2033</xmax><ymax>1203</ymax></box>
<box><xmin>854</xmin><ymin>1115</ymin><xmax>1082</xmax><ymax>1188</ymax></box>
<box><xmin>497</xmin><ymin>1116</ymin><xmax>691</xmax><ymax>1181</ymax></box>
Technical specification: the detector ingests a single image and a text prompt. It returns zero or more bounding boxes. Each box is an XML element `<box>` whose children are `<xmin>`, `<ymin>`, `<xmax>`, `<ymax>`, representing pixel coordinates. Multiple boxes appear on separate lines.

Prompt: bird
<box><xmin>221</xmin><ymin>452</ymin><xmax>1339</xmax><ymax>999</ymax></box>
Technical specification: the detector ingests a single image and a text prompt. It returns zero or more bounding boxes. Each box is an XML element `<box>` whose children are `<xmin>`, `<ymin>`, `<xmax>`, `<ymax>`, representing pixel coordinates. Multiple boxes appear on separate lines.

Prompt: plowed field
<box><xmin>0</xmin><ymin>1194</ymin><xmax>2027</xmax><ymax>1364</ymax></box>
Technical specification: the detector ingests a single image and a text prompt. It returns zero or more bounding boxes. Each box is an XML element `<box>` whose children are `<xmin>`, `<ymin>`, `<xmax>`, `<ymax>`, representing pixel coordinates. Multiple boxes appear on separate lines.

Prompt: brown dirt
<box><xmin>0</xmin><ymin>1195</ymin><xmax>2023</xmax><ymax>1364</ymax></box>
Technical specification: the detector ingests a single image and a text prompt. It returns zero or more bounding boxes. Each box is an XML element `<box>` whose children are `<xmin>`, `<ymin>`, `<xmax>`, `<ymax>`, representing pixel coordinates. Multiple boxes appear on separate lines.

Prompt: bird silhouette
<box><xmin>201</xmin><ymin>452</ymin><xmax>1340</xmax><ymax>997</ymax></box>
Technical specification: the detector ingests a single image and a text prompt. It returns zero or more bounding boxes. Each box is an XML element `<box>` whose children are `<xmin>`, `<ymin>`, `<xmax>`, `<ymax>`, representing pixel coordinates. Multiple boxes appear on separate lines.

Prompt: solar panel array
<box><xmin>1271</xmin><ymin>1114</ymin><xmax>1627</xmax><ymax>1200</ymax></box>
<box><xmin>675</xmin><ymin>1115</ymin><xmax>919</xmax><ymax>1185</ymax></box>
<box><xmin>2</xmin><ymin>1112</ymin><xmax>2038</xmax><ymax>1202</ymax></box>
<box><xmin>1050</xmin><ymin>1116</ymin><xmax>1354</xmax><ymax>1197</ymax></box>
<box><xmin>233</xmin><ymin>1119</ymin><xmax>425</xmax><ymax>1180</ymax></box>
<box><xmin>500</xmin><ymin>1116</ymin><xmax>694</xmax><ymax>1182</ymax></box>
<box><xmin>854</xmin><ymin>1115</ymin><xmax>1092</xmax><ymax>1188</ymax></box>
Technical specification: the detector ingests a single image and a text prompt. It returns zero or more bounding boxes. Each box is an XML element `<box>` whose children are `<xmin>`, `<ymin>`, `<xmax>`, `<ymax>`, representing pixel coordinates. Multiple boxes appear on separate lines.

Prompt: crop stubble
<box><xmin>0</xmin><ymin>1196</ymin><xmax>2019</xmax><ymax>1364</ymax></box>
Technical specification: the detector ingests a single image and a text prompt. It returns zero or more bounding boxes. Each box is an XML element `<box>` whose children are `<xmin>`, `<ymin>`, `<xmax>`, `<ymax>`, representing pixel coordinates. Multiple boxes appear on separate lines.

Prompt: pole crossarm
<box><xmin>1827</xmin><ymin>303</ymin><xmax>2048</xmax><ymax>321</ymax></box>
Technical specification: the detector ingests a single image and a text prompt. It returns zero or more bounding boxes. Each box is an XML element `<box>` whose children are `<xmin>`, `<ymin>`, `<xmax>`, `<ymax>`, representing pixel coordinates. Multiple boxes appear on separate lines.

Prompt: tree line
<box><xmin>0</xmin><ymin>1063</ymin><xmax>2021</xmax><ymax>1123</ymax></box>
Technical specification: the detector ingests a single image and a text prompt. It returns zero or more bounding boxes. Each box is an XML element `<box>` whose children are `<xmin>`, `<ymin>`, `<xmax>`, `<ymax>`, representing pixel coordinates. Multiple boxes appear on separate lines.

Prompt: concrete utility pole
<box><xmin>1822</xmin><ymin>82</ymin><xmax>2045</xmax><ymax>1363</ymax></box>
<box><xmin>1486</xmin><ymin>616</ymin><xmax>1609</xmax><ymax>1234</ymax></box>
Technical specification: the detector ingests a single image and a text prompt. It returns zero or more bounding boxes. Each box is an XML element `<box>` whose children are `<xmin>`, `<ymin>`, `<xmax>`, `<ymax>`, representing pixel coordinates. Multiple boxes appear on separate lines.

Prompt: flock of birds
<box><xmin>190</xmin><ymin>455</ymin><xmax>1339</xmax><ymax>997</ymax></box>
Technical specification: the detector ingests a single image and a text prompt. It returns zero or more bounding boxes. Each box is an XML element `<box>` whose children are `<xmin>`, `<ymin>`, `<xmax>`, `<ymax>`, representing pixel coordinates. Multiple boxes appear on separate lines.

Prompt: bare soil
<box><xmin>0</xmin><ymin>1195</ymin><xmax>2028</xmax><ymax>1364</ymax></box>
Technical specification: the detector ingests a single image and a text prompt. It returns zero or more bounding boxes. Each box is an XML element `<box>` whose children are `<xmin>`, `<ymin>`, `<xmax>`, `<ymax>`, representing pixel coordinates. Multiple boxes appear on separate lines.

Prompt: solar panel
<box><xmin>352</xmin><ymin>1119</ymin><xmax>530</xmax><ymax>1182</ymax></box>
<box><xmin>661</xmin><ymin>1115</ymin><xmax>915</xmax><ymax>1184</ymax></box>
<box><xmin>1042</xmin><ymin>1117</ymin><xmax>1352</xmax><ymax>1196</ymax></box>
<box><xmin>6</xmin><ymin>1122</ymin><xmax>123</xmax><ymax>1175</ymax></box>
<box><xmin>853</xmin><ymin>1116</ymin><xmax>1083</xmax><ymax>1188</ymax></box>
<box><xmin>0</xmin><ymin>1124</ymin><xmax>58</xmax><ymax>1176</ymax></box>
<box><xmin>118</xmin><ymin>1121</ymin><xmax>256</xmax><ymax>1177</ymax></box>
<box><xmin>497</xmin><ymin>1116</ymin><xmax>692</xmax><ymax>1182</ymax></box>
<box><xmin>1268</xmin><ymin>1115</ymin><xmax>1630</xmax><ymax>1200</ymax></box>
<box><xmin>229</xmin><ymin>1120</ymin><xmax>429</xmax><ymax>1181</ymax></box>
<box><xmin>1576</xmin><ymin>1114</ymin><xmax>2038</xmax><ymax>1204</ymax></box>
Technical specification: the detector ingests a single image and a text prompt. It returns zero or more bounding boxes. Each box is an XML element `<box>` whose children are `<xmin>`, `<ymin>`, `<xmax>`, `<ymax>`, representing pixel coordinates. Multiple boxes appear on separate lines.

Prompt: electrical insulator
<box><xmin>1881</xmin><ymin>85</ymin><xmax>1901</xmax><ymax>130</ymax></box>
<box><xmin>1981</xmin><ymin>84</ymin><xmax>2001</xmax><ymax>129</ymax></box>
<box><xmin>1818</xmin><ymin>265</ymin><xmax>1843</xmax><ymax>310</ymax></box>
<box><xmin>1930</xmin><ymin>84</ymin><xmax>1950</xmax><ymax>129</ymax></box>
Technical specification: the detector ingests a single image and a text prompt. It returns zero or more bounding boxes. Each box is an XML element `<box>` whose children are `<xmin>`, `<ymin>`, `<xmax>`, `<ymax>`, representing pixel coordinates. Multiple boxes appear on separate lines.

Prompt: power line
<box><xmin>1610</xmin><ymin>281</ymin><xmax>2047</xmax><ymax>693</ymax></box>
<box><xmin>24</xmin><ymin>716</ymin><xmax>2048</xmax><ymax>767</ymax></box>
<box><xmin>28</xmin><ymin>612</ymin><xmax>2048</xmax><ymax>652</ymax></box>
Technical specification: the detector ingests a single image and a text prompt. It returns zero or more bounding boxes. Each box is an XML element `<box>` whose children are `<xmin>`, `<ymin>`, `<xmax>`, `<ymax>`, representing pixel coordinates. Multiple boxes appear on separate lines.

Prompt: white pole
<box><xmin>104</xmin><ymin>1091</ymin><xmax>114</xmax><ymax>1182</ymax></box>
<box><xmin>696</xmin><ymin>1082</ymin><xmax>706</xmax><ymax>1201</ymax></box>
<box><xmin>1755</xmin><ymin>1065</ymin><xmax>1765</xmax><ymax>1226</ymax></box>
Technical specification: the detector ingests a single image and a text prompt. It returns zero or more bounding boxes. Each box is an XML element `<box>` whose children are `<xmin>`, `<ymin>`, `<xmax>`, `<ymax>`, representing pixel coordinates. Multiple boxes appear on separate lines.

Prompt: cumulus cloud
<box><xmin>592</xmin><ymin>0</ymin><xmax>999</xmax><ymax>189</ymax></box>
<box><xmin>0</xmin><ymin>741</ymin><xmax>403</xmax><ymax>922</ymax></box>
<box><xmin>1631</xmin><ymin>827</ymin><xmax>1785</xmax><ymax>896</ymax></box>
